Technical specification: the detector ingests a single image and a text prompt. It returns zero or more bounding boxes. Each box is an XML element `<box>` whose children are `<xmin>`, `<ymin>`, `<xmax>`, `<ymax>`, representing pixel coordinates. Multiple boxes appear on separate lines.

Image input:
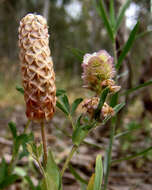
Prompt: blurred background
<box><xmin>1</xmin><ymin>0</ymin><xmax>152</xmax><ymax>189</ymax></box>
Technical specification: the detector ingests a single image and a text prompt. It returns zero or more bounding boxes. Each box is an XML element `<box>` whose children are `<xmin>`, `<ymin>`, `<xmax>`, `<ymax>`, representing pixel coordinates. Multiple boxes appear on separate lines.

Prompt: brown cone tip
<box><xmin>18</xmin><ymin>13</ymin><xmax>56</xmax><ymax>122</ymax></box>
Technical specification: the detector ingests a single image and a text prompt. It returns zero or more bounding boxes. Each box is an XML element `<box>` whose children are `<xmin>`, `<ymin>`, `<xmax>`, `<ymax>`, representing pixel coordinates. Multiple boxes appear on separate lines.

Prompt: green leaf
<box><xmin>60</xmin><ymin>95</ymin><xmax>70</xmax><ymax>113</ymax></box>
<box><xmin>121</xmin><ymin>79</ymin><xmax>152</xmax><ymax>96</ymax></box>
<box><xmin>110</xmin><ymin>92</ymin><xmax>118</xmax><ymax>107</ymax></box>
<box><xmin>0</xmin><ymin>174</ymin><xmax>19</xmax><ymax>189</ymax></box>
<box><xmin>95</xmin><ymin>88</ymin><xmax>109</xmax><ymax>119</ymax></box>
<box><xmin>56</xmin><ymin>101</ymin><xmax>69</xmax><ymax>116</ymax></box>
<box><xmin>16</xmin><ymin>85</ymin><xmax>24</xmax><ymax>95</ymax></box>
<box><xmin>110</xmin><ymin>0</ymin><xmax>115</xmax><ymax>28</ymax></box>
<box><xmin>115</xmin><ymin>0</ymin><xmax>131</xmax><ymax>32</ymax></box>
<box><xmin>93</xmin><ymin>155</ymin><xmax>103</xmax><ymax>190</ymax></box>
<box><xmin>111</xmin><ymin>146</ymin><xmax>152</xmax><ymax>165</ymax></box>
<box><xmin>14</xmin><ymin>134</ymin><xmax>29</xmax><ymax>156</ymax></box>
<box><xmin>45</xmin><ymin>150</ymin><xmax>62</xmax><ymax>190</ymax></box>
<box><xmin>71</xmin><ymin>98</ymin><xmax>83</xmax><ymax>115</ymax></box>
<box><xmin>69</xmin><ymin>48</ymin><xmax>85</xmax><ymax>62</ymax></box>
<box><xmin>37</xmin><ymin>144</ymin><xmax>43</xmax><ymax>158</ymax></box>
<box><xmin>69</xmin><ymin>164</ymin><xmax>87</xmax><ymax>185</ymax></box>
<box><xmin>87</xmin><ymin>174</ymin><xmax>95</xmax><ymax>190</ymax></box>
<box><xmin>116</xmin><ymin>21</ymin><xmax>139</xmax><ymax>70</ymax></box>
<box><xmin>56</xmin><ymin>89</ymin><xmax>66</xmax><ymax>97</ymax></box>
<box><xmin>72</xmin><ymin>121</ymin><xmax>96</xmax><ymax>146</ymax></box>
<box><xmin>25</xmin><ymin>176</ymin><xmax>36</xmax><ymax>190</ymax></box>
<box><xmin>96</xmin><ymin>0</ymin><xmax>114</xmax><ymax>41</ymax></box>
<box><xmin>8</xmin><ymin>122</ymin><xmax>17</xmax><ymax>139</ymax></box>
<box><xmin>0</xmin><ymin>159</ymin><xmax>7</xmax><ymax>184</ymax></box>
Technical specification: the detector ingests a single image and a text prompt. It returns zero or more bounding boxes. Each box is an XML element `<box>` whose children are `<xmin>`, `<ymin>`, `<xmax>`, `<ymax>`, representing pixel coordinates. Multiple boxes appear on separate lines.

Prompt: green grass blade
<box><xmin>136</xmin><ymin>30</ymin><xmax>152</xmax><ymax>39</ymax></box>
<box><xmin>93</xmin><ymin>155</ymin><xmax>103</xmax><ymax>190</ymax></box>
<box><xmin>110</xmin><ymin>0</ymin><xmax>115</xmax><ymax>29</ymax></box>
<box><xmin>116</xmin><ymin>21</ymin><xmax>139</xmax><ymax>70</ymax></box>
<box><xmin>111</xmin><ymin>146</ymin><xmax>152</xmax><ymax>165</ymax></box>
<box><xmin>121</xmin><ymin>79</ymin><xmax>152</xmax><ymax>95</ymax></box>
<box><xmin>115</xmin><ymin>0</ymin><xmax>131</xmax><ymax>32</ymax></box>
<box><xmin>96</xmin><ymin>0</ymin><xmax>114</xmax><ymax>41</ymax></box>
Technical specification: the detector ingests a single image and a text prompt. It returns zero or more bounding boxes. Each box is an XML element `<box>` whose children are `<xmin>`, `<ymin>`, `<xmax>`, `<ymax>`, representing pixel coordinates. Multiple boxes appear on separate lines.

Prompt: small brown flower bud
<box><xmin>18</xmin><ymin>14</ymin><xmax>56</xmax><ymax>122</ymax></box>
<box><xmin>101</xmin><ymin>103</ymin><xmax>114</xmax><ymax>117</ymax></box>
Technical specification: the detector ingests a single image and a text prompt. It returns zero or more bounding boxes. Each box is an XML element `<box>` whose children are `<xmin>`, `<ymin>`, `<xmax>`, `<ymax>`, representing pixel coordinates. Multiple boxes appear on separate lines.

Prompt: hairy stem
<box><xmin>61</xmin><ymin>145</ymin><xmax>78</xmax><ymax>176</ymax></box>
<box><xmin>40</xmin><ymin>121</ymin><xmax>48</xmax><ymax>167</ymax></box>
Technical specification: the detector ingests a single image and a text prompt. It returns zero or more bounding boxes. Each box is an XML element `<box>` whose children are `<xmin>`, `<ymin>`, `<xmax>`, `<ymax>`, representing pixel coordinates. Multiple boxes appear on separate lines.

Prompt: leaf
<box><xmin>8</xmin><ymin>122</ymin><xmax>17</xmax><ymax>139</ymax></box>
<box><xmin>111</xmin><ymin>146</ymin><xmax>152</xmax><ymax>165</ymax></box>
<box><xmin>71</xmin><ymin>98</ymin><xmax>83</xmax><ymax>115</ymax></box>
<box><xmin>0</xmin><ymin>159</ymin><xmax>7</xmax><ymax>184</ymax></box>
<box><xmin>56</xmin><ymin>101</ymin><xmax>69</xmax><ymax>116</ymax></box>
<box><xmin>95</xmin><ymin>87</ymin><xmax>109</xmax><ymax>119</ymax></box>
<box><xmin>45</xmin><ymin>150</ymin><xmax>61</xmax><ymax>190</ymax></box>
<box><xmin>16</xmin><ymin>85</ymin><xmax>24</xmax><ymax>95</ymax></box>
<box><xmin>96</xmin><ymin>0</ymin><xmax>114</xmax><ymax>41</ymax></box>
<box><xmin>93</xmin><ymin>155</ymin><xmax>103</xmax><ymax>190</ymax></box>
<box><xmin>60</xmin><ymin>95</ymin><xmax>70</xmax><ymax>113</ymax></box>
<box><xmin>136</xmin><ymin>30</ymin><xmax>152</xmax><ymax>39</ymax></box>
<box><xmin>14</xmin><ymin>134</ymin><xmax>29</xmax><ymax>156</ymax></box>
<box><xmin>115</xmin><ymin>0</ymin><xmax>131</xmax><ymax>32</ymax></box>
<box><xmin>110</xmin><ymin>92</ymin><xmax>118</xmax><ymax>107</ymax></box>
<box><xmin>121</xmin><ymin>79</ymin><xmax>152</xmax><ymax>95</ymax></box>
<box><xmin>116</xmin><ymin>21</ymin><xmax>139</xmax><ymax>70</ymax></box>
<box><xmin>87</xmin><ymin>174</ymin><xmax>95</xmax><ymax>190</ymax></box>
<box><xmin>69</xmin><ymin>164</ymin><xmax>87</xmax><ymax>185</ymax></box>
<box><xmin>56</xmin><ymin>89</ymin><xmax>66</xmax><ymax>97</ymax></box>
<box><xmin>110</xmin><ymin>0</ymin><xmax>115</xmax><ymax>28</ymax></box>
<box><xmin>37</xmin><ymin>144</ymin><xmax>43</xmax><ymax>158</ymax></box>
<box><xmin>72</xmin><ymin>121</ymin><xmax>96</xmax><ymax>146</ymax></box>
<box><xmin>25</xmin><ymin>176</ymin><xmax>36</xmax><ymax>190</ymax></box>
<box><xmin>0</xmin><ymin>174</ymin><xmax>19</xmax><ymax>189</ymax></box>
<box><xmin>69</xmin><ymin>48</ymin><xmax>85</xmax><ymax>62</ymax></box>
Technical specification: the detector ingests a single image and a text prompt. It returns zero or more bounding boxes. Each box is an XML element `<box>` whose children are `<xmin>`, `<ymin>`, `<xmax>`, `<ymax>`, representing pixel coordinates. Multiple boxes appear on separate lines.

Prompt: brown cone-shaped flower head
<box><xmin>18</xmin><ymin>13</ymin><xmax>56</xmax><ymax>122</ymax></box>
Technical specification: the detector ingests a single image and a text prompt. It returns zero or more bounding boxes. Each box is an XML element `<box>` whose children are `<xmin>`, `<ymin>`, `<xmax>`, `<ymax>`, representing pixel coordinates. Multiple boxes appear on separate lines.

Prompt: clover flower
<box><xmin>82</xmin><ymin>50</ymin><xmax>120</xmax><ymax>94</ymax></box>
<box><xmin>18</xmin><ymin>14</ymin><xmax>56</xmax><ymax>122</ymax></box>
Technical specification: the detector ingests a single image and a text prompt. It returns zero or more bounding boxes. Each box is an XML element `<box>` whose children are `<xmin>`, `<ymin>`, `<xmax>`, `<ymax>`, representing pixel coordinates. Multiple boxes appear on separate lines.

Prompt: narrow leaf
<box><xmin>56</xmin><ymin>89</ymin><xmax>66</xmax><ymax>97</ymax></box>
<box><xmin>87</xmin><ymin>174</ymin><xmax>95</xmax><ymax>190</ymax></box>
<box><xmin>25</xmin><ymin>176</ymin><xmax>36</xmax><ymax>190</ymax></box>
<box><xmin>96</xmin><ymin>0</ymin><xmax>114</xmax><ymax>41</ymax></box>
<box><xmin>116</xmin><ymin>21</ymin><xmax>139</xmax><ymax>70</ymax></box>
<box><xmin>93</xmin><ymin>155</ymin><xmax>103</xmax><ymax>190</ymax></box>
<box><xmin>69</xmin><ymin>165</ymin><xmax>87</xmax><ymax>185</ymax></box>
<box><xmin>95</xmin><ymin>88</ymin><xmax>109</xmax><ymax>119</ymax></box>
<box><xmin>8</xmin><ymin>122</ymin><xmax>17</xmax><ymax>139</ymax></box>
<box><xmin>110</xmin><ymin>0</ymin><xmax>115</xmax><ymax>28</ymax></box>
<box><xmin>16</xmin><ymin>85</ymin><xmax>24</xmax><ymax>95</ymax></box>
<box><xmin>115</xmin><ymin>0</ymin><xmax>131</xmax><ymax>31</ymax></box>
<box><xmin>56</xmin><ymin>101</ymin><xmax>69</xmax><ymax>116</ymax></box>
<box><xmin>121</xmin><ymin>79</ymin><xmax>152</xmax><ymax>95</ymax></box>
<box><xmin>71</xmin><ymin>98</ymin><xmax>83</xmax><ymax>115</ymax></box>
<box><xmin>112</xmin><ymin>146</ymin><xmax>152</xmax><ymax>165</ymax></box>
<box><xmin>45</xmin><ymin>150</ymin><xmax>61</xmax><ymax>190</ymax></box>
<box><xmin>60</xmin><ymin>95</ymin><xmax>70</xmax><ymax>113</ymax></box>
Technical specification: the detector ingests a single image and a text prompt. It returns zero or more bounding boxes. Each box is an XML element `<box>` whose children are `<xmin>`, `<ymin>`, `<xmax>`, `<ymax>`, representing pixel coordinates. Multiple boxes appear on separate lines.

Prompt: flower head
<box><xmin>82</xmin><ymin>50</ymin><xmax>116</xmax><ymax>94</ymax></box>
<box><xmin>18</xmin><ymin>14</ymin><xmax>56</xmax><ymax>122</ymax></box>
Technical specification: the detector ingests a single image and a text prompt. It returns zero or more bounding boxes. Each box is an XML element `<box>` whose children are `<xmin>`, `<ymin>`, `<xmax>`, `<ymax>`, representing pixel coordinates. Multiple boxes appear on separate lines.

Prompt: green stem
<box><xmin>40</xmin><ymin>121</ymin><xmax>48</xmax><ymax>167</ymax></box>
<box><xmin>36</xmin><ymin>158</ymin><xmax>49</xmax><ymax>190</ymax></box>
<box><xmin>24</xmin><ymin>119</ymin><xmax>31</xmax><ymax>133</ymax></box>
<box><xmin>103</xmin><ymin>122</ymin><xmax>115</xmax><ymax>190</ymax></box>
<box><xmin>61</xmin><ymin>145</ymin><xmax>78</xmax><ymax>176</ymax></box>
